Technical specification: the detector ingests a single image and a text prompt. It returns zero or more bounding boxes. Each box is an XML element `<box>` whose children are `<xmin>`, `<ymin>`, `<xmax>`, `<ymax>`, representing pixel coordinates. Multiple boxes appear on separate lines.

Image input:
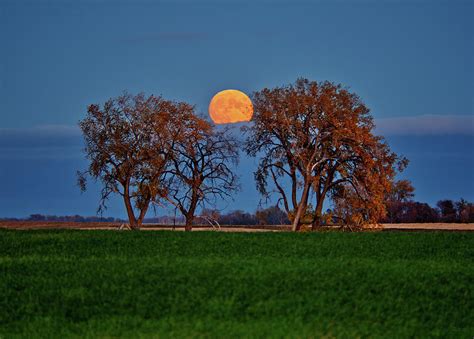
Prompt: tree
<box><xmin>256</xmin><ymin>206</ymin><xmax>290</xmax><ymax>225</ymax></box>
<box><xmin>385</xmin><ymin>180</ymin><xmax>415</xmax><ymax>223</ymax></box>
<box><xmin>28</xmin><ymin>214</ymin><xmax>46</xmax><ymax>221</ymax></box>
<box><xmin>403</xmin><ymin>202</ymin><xmax>439</xmax><ymax>223</ymax></box>
<box><xmin>455</xmin><ymin>198</ymin><xmax>474</xmax><ymax>223</ymax></box>
<box><xmin>218</xmin><ymin>210</ymin><xmax>257</xmax><ymax>225</ymax></box>
<box><xmin>78</xmin><ymin>92</ymin><xmax>193</xmax><ymax>230</ymax></box>
<box><xmin>331</xmin><ymin>184</ymin><xmax>375</xmax><ymax>228</ymax></box>
<box><xmin>166</xmin><ymin>123</ymin><xmax>239</xmax><ymax>231</ymax></box>
<box><xmin>437</xmin><ymin>200</ymin><xmax>457</xmax><ymax>223</ymax></box>
<box><xmin>245</xmin><ymin>78</ymin><xmax>405</xmax><ymax>231</ymax></box>
<box><xmin>387</xmin><ymin>180</ymin><xmax>415</xmax><ymax>202</ymax></box>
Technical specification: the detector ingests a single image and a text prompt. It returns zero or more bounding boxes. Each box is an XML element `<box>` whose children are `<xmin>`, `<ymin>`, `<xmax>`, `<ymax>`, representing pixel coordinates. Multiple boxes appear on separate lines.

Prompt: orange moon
<box><xmin>208</xmin><ymin>89</ymin><xmax>253</xmax><ymax>124</ymax></box>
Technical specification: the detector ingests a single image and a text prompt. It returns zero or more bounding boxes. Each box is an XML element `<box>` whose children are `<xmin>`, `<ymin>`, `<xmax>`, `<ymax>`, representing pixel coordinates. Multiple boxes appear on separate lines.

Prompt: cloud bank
<box><xmin>374</xmin><ymin>115</ymin><xmax>474</xmax><ymax>136</ymax></box>
<box><xmin>0</xmin><ymin>114</ymin><xmax>472</xmax><ymax>154</ymax></box>
<box><xmin>0</xmin><ymin>125</ymin><xmax>81</xmax><ymax>149</ymax></box>
<box><xmin>0</xmin><ymin>125</ymin><xmax>82</xmax><ymax>159</ymax></box>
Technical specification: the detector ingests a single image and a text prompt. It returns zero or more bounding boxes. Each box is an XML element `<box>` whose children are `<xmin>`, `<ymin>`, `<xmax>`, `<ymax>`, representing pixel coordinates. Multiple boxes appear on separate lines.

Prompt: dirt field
<box><xmin>0</xmin><ymin>221</ymin><xmax>284</xmax><ymax>231</ymax></box>
<box><xmin>1</xmin><ymin>221</ymin><xmax>473</xmax><ymax>231</ymax></box>
<box><xmin>382</xmin><ymin>223</ymin><xmax>474</xmax><ymax>231</ymax></box>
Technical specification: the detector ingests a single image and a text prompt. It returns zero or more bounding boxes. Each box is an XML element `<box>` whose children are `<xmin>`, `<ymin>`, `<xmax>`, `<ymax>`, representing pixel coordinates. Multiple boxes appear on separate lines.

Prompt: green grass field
<box><xmin>0</xmin><ymin>230</ymin><xmax>473</xmax><ymax>338</ymax></box>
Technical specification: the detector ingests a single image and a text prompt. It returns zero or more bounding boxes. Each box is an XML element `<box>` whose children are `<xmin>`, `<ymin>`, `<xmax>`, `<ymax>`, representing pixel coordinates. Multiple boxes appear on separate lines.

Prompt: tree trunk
<box><xmin>311</xmin><ymin>198</ymin><xmax>325</xmax><ymax>231</ymax></box>
<box><xmin>184</xmin><ymin>196</ymin><xmax>198</xmax><ymax>232</ymax></box>
<box><xmin>185</xmin><ymin>215</ymin><xmax>194</xmax><ymax>232</ymax></box>
<box><xmin>123</xmin><ymin>189</ymin><xmax>138</xmax><ymax>230</ymax></box>
<box><xmin>291</xmin><ymin>182</ymin><xmax>311</xmax><ymax>232</ymax></box>
<box><xmin>135</xmin><ymin>202</ymin><xmax>150</xmax><ymax>231</ymax></box>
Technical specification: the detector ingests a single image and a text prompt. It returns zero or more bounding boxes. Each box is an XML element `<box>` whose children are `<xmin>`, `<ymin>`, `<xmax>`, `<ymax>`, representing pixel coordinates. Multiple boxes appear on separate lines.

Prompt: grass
<box><xmin>0</xmin><ymin>230</ymin><xmax>473</xmax><ymax>338</ymax></box>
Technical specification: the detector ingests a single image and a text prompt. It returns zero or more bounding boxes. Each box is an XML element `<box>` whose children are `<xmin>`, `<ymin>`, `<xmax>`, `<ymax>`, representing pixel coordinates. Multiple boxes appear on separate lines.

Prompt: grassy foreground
<box><xmin>0</xmin><ymin>230</ymin><xmax>472</xmax><ymax>338</ymax></box>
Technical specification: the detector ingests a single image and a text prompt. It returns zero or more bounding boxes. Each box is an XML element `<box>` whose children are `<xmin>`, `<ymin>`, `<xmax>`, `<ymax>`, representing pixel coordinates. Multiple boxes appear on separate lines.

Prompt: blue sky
<box><xmin>0</xmin><ymin>0</ymin><xmax>473</xmax><ymax>218</ymax></box>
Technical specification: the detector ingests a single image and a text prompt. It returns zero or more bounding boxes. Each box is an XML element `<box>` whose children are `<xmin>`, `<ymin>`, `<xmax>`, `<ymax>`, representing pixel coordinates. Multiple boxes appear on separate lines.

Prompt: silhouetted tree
<box><xmin>218</xmin><ymin>210</ymin><xmax>257</xmax><ymax>225</ymax></box>
<box><xmin>28</xmin><ymin>214</ymin><xmax>46</xmax><ymax>221</ymax></box>
<box><xmin>78</xmin><ymin>92</ymin><xmax>193</xmax><ymax>230</ymax></box>
<box><xmin>245</xmin><ymin>78</ymin><xmax>406</xmax><ymax>231</ymax></box>
<box><xmin>437</xmin><ymin>200</ymin><xmax>457</xmax><ymax>223</ymax></box>
<box><xmin>455</xmin><ymin>198</ymin><xmax>474</xmax><ymax>223</ymax></box>
<box><xmin>256</xmin><ymin>206</ymin><xmax>290</xmax><ymax>225</ymax></box>
<box><xmin>402</xmin><ymin>202</ymin><xmax>439</xmax><ymax>223</ymax></box>
<box><xmin>385</xmin><ymin>180</ymin><xmax>415</xmax><ymax>223</ymax></box>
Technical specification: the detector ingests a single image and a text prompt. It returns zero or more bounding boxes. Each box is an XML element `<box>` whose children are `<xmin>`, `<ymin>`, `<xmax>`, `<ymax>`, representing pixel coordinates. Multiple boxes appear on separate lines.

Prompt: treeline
<box><xmin>198</xmin><ymin>206</ymin><xmax>290</xmax><ymax>225</ymax></box>
<box><xmin>0</xmin><ymin>215</ymin><xmax>123</xmax><ymax>223</ymax></box>
<box><xmin>383</xmin><ymin>198</ymin><xmax>474</xmax><ymax>223</ymax></box>
<box><xmin>3</xmin><ymin>199</ymin><xmax>472</xmax><ymax>225</ymax></box>
<box><xmin>381</xmin><ymin>180</ymin><xmax>473</xmax><ymax>223</ymax></box>
<box><xmin>0</xmin><ymin>207</ymin><xmax>289</xmax><ymax>225</ymax></box>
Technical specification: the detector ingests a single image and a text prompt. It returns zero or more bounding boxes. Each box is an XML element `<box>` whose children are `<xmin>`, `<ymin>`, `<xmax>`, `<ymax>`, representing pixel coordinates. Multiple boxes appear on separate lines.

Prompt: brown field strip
<box><xmin>1</xmin><ymin>221</ymin><xmax>473</xmax><ymax>232</ymax></box>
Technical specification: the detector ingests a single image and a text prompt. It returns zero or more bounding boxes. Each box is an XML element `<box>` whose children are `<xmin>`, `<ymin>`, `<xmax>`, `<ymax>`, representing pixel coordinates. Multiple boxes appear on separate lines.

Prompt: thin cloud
<box><xmin>375</xmin><ymin>115</ymin><xmax>474</xmax><ymax>136</ymax></box>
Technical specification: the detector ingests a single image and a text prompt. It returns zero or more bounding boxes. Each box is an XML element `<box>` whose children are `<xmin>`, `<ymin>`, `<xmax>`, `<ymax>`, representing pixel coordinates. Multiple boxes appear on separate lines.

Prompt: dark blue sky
<box><xmin>1</xmin><ymin>0</ymin><xmax>473</xmax><ymax>218</ymax></box>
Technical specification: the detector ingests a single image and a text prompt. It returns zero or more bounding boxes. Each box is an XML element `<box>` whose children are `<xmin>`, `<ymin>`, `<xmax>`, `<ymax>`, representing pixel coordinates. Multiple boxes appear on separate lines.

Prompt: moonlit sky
<box><xmin>0</xmin><ymin>0</ymin><xmax>473</xmax><ymax>218</ymax></box>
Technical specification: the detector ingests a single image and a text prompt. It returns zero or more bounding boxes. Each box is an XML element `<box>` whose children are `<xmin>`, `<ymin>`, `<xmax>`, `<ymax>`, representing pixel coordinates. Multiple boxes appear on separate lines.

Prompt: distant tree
<box><xmin>256</xmin><ymin>206</ymin><xmax>290</xmax><ymax>225</ymax></box>
<box><xmin>200</xmin><ymin>208</ymin><xmax>221</xmax><ymax>221</ymax></box>
<box><xmin>402</xmin><ymin>202</ymin><xmax>439</xmax><ymax>223</ymax></box>
<box><xmin>387</xmin><ymin>180</ymin><xmax>415</xmax><ymax>202</ymax></box>
<box><xmin>385</xmin><ymin>180</ymin><xmax>415</xmax><ymax>223</ymax></box>
<box><xmin>28</xmin><ymin>214</ymin><xmax>46</xmax><ymax>221</ymax></box>
<box><xmin>437</xmin><ymin>200</ymin><xmax>457</xmax><ymax>223</ymax></box>
<box><xmin>218</xmin><ymin>210</ymin><xmax>258</xmax><ymax>225</ymax></box>
<box><xmin>166</xmin><ymin>122</ymin><xmax>239</xmax><ymax>231</ymax></box>
<box><xmin>196</xmin><ymin>208</ymin><xmax>222</xmax><ymax>227</ymax></box>
<box><xmin>245</xmin><ymin>78</ymin><xmax>406</xmax><ymax>231</ymax></box>
<box><xmin>78</xmin><ymin>92</ymin><xmax>193</xmax><ymax>230</ymax></box>
<box><xmin>455</xmin><ymin>198</ymin><xmax>474</xmax><ymax>223</ymax></box>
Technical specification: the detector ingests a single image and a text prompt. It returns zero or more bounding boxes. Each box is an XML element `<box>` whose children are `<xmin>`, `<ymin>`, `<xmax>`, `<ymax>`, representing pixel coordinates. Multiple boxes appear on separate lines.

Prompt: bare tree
<box><xmin>245</xmin><ymin>78</ymin><xmax>406</xmax><ymax>231</ymax></box>
<box><xmin>77</xmin><ymin>92</ymin><xmax>194</xmax><ymax>230</ymax></box>
<box><xmin>167</xmin><ymin>122</ymin><xmax>239</xmax><ymax>231</ymax></box>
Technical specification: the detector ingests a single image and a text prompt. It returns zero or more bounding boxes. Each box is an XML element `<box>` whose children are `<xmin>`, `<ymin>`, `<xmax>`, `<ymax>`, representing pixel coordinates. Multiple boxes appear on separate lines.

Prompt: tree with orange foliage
<box><xmin>245</xmin><ymin>78</ymin><xmax>407</xmax><ymax>231</ymax></box>
<box><xmin>78</xmin><ymin>92</ymin><xmax>195</xmax><ymax>230</ymax></box>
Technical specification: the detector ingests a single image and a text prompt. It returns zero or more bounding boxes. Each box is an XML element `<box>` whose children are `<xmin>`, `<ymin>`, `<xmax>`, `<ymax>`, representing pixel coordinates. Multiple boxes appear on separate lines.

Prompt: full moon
<box><xmin>208</xmin><ymin>89</ymin><xmax>253</xmax><ymax>124</ymax></box>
